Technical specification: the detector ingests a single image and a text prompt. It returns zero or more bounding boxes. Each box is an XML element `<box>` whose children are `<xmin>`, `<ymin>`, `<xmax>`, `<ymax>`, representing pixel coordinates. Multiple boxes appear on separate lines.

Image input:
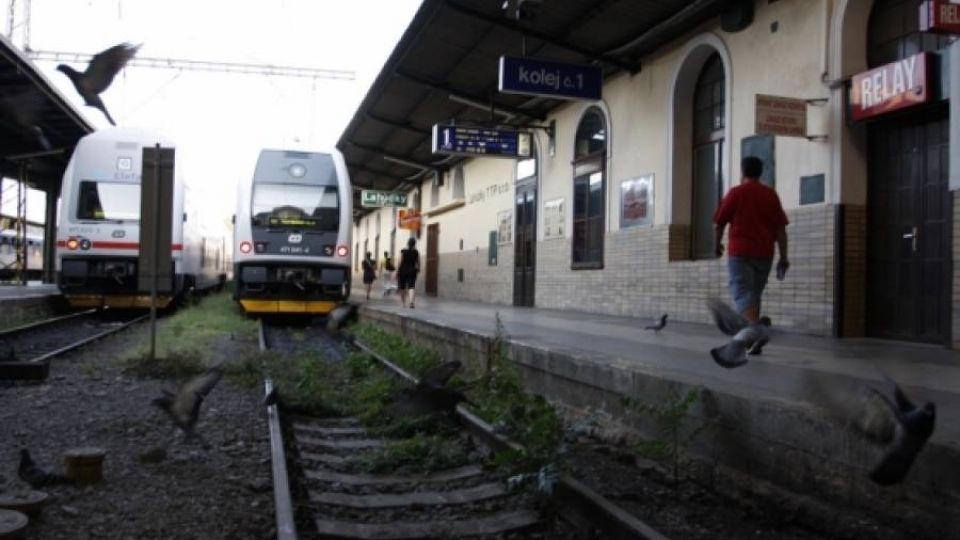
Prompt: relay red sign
<box><xmin>849</xmin><ymin>52</ymin><xmax>931</xmax><ymax>121</ymax></box>
<box><xmin>920</xmin><ymin>0</ymin><xmax>960</xmax><ymax>34</ymax></box>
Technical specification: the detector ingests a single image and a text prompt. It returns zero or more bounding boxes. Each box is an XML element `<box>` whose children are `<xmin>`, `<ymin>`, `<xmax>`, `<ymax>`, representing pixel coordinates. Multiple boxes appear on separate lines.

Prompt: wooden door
<box><xmin>867</xmin><ymin>106</ymin><xmax>950</xmax><ymax>343</ymax></box>
<box><xmin>425</xmin><ymin>223</ymin><xmax>439</xmax><ymax>296</ymax></box>
<box><xmin>513</xmin><ymin>182</ymin><xmax>537</xmax><ymax>306</ymax></box>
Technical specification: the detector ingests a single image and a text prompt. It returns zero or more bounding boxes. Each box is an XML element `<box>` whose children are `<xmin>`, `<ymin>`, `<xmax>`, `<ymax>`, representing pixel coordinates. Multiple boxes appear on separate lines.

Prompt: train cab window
<box><xmin>77</xmin><ymin>181</ymin><xmax>141</xmax><ymax>221</ymax></box>
<box><xmin>251</xmin><ymin>183</ymin><xmax>339</xmax><ymax>231</ymax></box>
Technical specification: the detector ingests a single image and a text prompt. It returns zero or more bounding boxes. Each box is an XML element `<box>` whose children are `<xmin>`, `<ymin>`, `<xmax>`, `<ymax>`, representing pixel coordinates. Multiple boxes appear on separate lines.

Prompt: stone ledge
<box><xmin>358</xmin><ymin>304</ymin><xmax>960</xmax><ymax>539</ymax></box>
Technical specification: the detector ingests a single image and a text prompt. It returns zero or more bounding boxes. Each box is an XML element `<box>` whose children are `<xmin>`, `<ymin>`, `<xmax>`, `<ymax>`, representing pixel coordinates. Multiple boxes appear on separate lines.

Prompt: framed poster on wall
<box><xmin>543</xmin><ymin>198</ymin><xmax>564</xmax><ymax>240</ymax></box>
<box><xmin>620</xmin><ymin>175</ymin><xmax>654</xmax><ymax>228</ymax></box>
<box><xmin>497</xmin><ymin>209</ymin><xmax>513</xmax><ymax>244</ymax></box>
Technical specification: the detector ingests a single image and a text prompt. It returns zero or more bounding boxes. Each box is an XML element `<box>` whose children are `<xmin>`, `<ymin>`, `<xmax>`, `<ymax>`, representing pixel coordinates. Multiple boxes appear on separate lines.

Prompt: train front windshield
<box><xmin>251</xmin><ymin>184</ymin><xmax>339</xmax><ymax>231</ymax></box>
<box><xmin>77</xmin><ymin>180</ymin><xmax>140</xmax><ymax>221</ymax></box>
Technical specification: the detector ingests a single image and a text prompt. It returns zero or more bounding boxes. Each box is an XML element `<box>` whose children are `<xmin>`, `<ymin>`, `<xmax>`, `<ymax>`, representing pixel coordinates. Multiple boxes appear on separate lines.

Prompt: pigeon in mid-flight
<box><xmin>152</xmin><ymin>362</ymin><xmax>223</xmax><ymax>448</ymax></box>
<box><xmin>18</xmin><ymin>449</ymin><xmax>71</xmax><ymax>488</ymax></box>
<box><xmin>644</xmin><ymin>314</ymin><xmax>668</xmax><ymax>334</ymax></box>
<box><xmin>387</xmin><ymin>360</ymin><xmax>474</xmax><ymax>418</ymax></box>
<box><xmin>706</xmin><ymin>298</ymin><xmax>770</xmax><ymax>368</ymax></box>
<box><xmin>56</xmin><ymin>42</ymin><xmax>140</xmax><ymax>126</ymax></box>
<box><xmin>857</xmin><ymin>376</ymin><xmax>936</xmax><ymax>486</ymax></box>
<box><xmin>0</xmin><ymin>86</ymin><xmax>51</xmax><ymax>150</ymax></box>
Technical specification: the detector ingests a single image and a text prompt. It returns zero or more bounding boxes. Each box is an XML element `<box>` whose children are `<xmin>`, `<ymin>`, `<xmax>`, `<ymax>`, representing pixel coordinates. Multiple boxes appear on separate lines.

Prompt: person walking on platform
<box><xmin>397</xmin><ymin>237</ymin><xmax>420</xmax><ymax>309</ymax></box>
<box><xmin>361</xmin><ymin>252</ymin><xmax>377</xmax><ymax>301</ymax></box>
<box><xmin>713</xmin><ymin>156</ymin><xmax>789</xmax><ymax>353</ymax></box>
<box><xmin>381</xmin><ymin>250</ymin><xmax>397</xmax><ymax>296</ymax></box>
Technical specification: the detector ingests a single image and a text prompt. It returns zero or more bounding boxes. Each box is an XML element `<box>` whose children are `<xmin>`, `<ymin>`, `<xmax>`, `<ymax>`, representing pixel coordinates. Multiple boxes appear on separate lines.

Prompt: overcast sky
<box><xmin>2</xmin><ymin>0</ymin><xmax>420</xmax><ymax>230</ymax></box>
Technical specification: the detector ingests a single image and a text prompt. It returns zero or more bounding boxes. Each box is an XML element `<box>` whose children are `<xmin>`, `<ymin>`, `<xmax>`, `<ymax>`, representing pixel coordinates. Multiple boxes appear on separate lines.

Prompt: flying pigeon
<box><xmin>387</xmin><ymin>361</ymin><xmax>473</xmax><ymax>419</ymax></box>
<box><xmin>857</xmin><ymin>376</ymin><xmax>936</xmax><ymax>486</ymax></box>
<box><xmin>152</xmin><ymin>362</ymin><xmax>223</xmax><ymax>448</ymax></box>
<box><xmin>644</xmin><ymin>314</ymin><xmax>668</xmax><ymax>333</ymax></box>
<box><xmin>56</xmin><ymin>42</ymin><xmax>140</xmax><ymax>126</ymax></box>
<box><xmin>327</xmin><ymin>303</ymin><xmax>358</xmax><ymax>332</ymax></box>
<box><xmin>706</xmin><ymin>298</ymin><xmax>770</xmax><ymax>368</ymax></box>
<box><xmin>0</xmin><ymin>86</ymin><xmax>51</xmax><ymax>150</ymax></box>
<box><xmin>18</xmin><ymin>449</ymin><xmax>71</xmax><ymax>488</ymax></box>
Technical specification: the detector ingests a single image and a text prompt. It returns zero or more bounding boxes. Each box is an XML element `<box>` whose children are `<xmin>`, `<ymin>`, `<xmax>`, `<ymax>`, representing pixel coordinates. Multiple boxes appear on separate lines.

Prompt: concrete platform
<box><xmin>354</xmin><ymin>291</ymin><xmax>960</xmax><ymax>538</ymax></box>
<box><xmin>0</xmin><ymin>283</ymin><xmax>63</xmax><ymax>329</ymax></box>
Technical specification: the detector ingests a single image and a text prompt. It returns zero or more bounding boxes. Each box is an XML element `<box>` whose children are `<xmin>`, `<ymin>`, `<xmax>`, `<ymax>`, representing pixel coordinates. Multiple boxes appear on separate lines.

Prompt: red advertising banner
<box><xmin>398</xmin><ymin>209</ymin><xmax>421</xmax><ymax>231</ymax></box>
<box><xmin>920</xmin><ymin>0</ymin><xmax>960</xmax><ymax>34</ymax></box>
<box><xmin>849</xmin><ymin>52</ymin><xmax>931</xmax><ymax>121</ymax></box>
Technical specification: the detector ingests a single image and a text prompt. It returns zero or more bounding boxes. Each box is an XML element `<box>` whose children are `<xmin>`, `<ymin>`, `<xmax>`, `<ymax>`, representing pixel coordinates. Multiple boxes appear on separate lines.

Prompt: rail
<box><xmin>259</xmin><ymin>319</ymin><xmax>298</xmax><ymax>540</ymax></box>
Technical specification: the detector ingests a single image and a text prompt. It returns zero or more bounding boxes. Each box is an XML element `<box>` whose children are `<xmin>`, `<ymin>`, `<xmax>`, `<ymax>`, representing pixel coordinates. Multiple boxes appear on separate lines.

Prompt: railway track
<box><xmin>259</xmin><ymin>316</ymin><xmax>670</xmax><ymax>540</ymax></box>
<box><xmin>0</xmin><ymin>309</ymin><xmax>148</xmax><ymax>379</ymax></box>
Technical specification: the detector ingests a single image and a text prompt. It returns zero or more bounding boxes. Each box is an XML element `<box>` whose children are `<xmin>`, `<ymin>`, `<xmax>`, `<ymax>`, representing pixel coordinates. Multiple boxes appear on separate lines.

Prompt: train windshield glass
<box><xmin>251</xmin><ymin>183</ymin><xmax>339</xmax><ymax>230</ymax></box>
<box><xmin>76</xmin><ymin>181</ymin><xmax>140</xmax><ymax>221</ymax></box>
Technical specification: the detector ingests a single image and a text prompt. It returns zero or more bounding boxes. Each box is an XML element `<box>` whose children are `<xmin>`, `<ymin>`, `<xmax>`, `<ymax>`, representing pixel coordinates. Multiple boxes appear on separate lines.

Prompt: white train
<box><xmin>56</xmin><ymin>127</ymin><xmax>227</xmax><ymax>309</ymax></box>
<box><xmin>233</xmin><ymin>148</ymin><xmax>352</xmax><ymax>314</ymax></box>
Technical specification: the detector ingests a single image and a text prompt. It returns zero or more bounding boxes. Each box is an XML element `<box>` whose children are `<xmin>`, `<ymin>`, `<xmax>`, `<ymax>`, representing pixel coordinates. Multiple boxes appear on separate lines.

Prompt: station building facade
<box><xmin>354</xmin><ymin>0</ymin><xmax>960</xmax><ymax>348</ymax></box>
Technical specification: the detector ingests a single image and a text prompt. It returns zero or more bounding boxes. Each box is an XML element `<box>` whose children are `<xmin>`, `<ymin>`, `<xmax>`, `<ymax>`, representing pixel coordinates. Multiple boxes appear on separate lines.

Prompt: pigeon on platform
<box><xmin>644</xmin><ymin>314</ymin><xmax>668</xmax><ymax>334</ymax></box>
<box><xmin>152</xmin><ymin>362</ymin><xmax>223</xmax><ymax>448</ymax></box>
<box><xmin>18</xmin><ymin>449</ymin><xmax>70</xmax><ymax>488</ymax></box>
<box><xmin>56</xmin><ymin>42</ymin><xmax>140</xmax><ymax>126</ymax></box>
<box><xmin>857</xmin><ymin>376</ymin><xmax>936</xmax><ymax>486</ymax></box>
<box><xmin>707</xmin><ymin>298</ymin><xmax>772</xmax><ymax>367</ymax></box>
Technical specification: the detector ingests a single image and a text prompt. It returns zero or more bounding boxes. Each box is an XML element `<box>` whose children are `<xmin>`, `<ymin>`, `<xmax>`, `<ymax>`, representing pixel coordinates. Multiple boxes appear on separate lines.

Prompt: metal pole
<box><xmin>149</xmin><ymin>144</ymin><xmax>160</xmax><ymax>362</ymax></box>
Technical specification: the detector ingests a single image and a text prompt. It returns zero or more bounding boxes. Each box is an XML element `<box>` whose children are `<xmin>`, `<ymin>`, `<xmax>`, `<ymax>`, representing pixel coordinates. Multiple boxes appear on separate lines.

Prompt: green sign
<box><xmin>361</xmin><ymin>190</ymin><xmax>408</xmax><ymax>207</ymax></box>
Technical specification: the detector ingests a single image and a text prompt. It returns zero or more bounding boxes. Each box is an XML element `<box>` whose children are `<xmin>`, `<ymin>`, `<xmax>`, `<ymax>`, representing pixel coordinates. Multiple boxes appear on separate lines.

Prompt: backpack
<box><xmin>385</xmin><ymin>257</ymin><xmax>396</xmax><ymax>272</ymax></box>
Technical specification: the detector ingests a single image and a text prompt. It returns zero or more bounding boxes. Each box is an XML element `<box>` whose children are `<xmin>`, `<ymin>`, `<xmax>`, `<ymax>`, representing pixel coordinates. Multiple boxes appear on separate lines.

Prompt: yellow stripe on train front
<box><xmin>240</xmin><ymin>299</ymin><xmax>337</xmax><ymax>314</ymax></box>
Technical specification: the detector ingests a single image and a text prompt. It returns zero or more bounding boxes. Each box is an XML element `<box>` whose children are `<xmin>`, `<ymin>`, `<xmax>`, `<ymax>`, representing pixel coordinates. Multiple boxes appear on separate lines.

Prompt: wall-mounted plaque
<box><xmin>543</xmin><ymin>198</ymin><xmax>564</xmax><ymax>240</ymax></box>
<box><xmin>620</xmin><ymin>175</ymin><xmax>654</xmax><ymax>228</ymax></box>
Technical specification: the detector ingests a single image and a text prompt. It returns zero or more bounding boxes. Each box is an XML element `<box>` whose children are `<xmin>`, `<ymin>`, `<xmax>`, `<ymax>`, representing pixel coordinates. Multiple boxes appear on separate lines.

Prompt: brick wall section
<box><xmin>841</xmin><ymin>205</ymin><xmax>867</xmax><ymax>337</ymax></box>
<box><xmin>424</xmin><ymin>204</ymin><xmax>838</xmax><ymax>335</ymax></box>
<box><xmin>535</xmin><ymin>204</ymin><xmax>836</xmax><ymax>334</ymax></box>
<box><xmin>953</xmin><ymin>191</ymin><xmax>960</xmax><ymax>349</ymax></box>
<box><xmin>433</xmin><ymin>247</ymin><xmax>514</xmax><ymax>305</ymax></box>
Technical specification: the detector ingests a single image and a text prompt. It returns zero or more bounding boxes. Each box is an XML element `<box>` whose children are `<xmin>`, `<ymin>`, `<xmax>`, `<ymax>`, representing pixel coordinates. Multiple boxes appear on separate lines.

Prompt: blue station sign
<box><xmin>498</xmin><ymin>55</ymin><xmax>602</xmax><ymax>100</ymax></box>
<box><xmin>431</xmin><ymin>124</ymin><xmax>532</xmax><ymax>159</ymax></box>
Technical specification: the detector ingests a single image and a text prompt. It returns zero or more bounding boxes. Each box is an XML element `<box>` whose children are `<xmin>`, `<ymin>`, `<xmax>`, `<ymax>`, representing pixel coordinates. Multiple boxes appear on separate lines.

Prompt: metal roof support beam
<box><xmin>363</xmin><ymin>112</ymin><xmax>432</xmax><ymax>136</ymax></box>
<box><xmin>394</xmin><ymin>68</ymin><xmax>546</xmax><ymax>121</ymax></box>
<box><xmin>344</xmin><ymin>141</ymin><xmax>442</xmax><ymax>172</ymax></box>
<box><xmin>603</xmin><ymin>0</ymin><xmax>724</xmax><ymax>57</ymax></box>
<box><xmin>444</xmin><ymin>0</ymin><xmax>640</xmax><ymax>74</ymax></box>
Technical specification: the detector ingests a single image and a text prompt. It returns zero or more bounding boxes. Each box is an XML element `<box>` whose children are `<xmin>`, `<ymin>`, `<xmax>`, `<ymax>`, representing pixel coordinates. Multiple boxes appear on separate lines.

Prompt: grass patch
<box><xmin>349</xmin><ymin>434</ymin><xmax>472</xmax><ymax>474</ymax></box>
<box><xmin>351</xmin><ymin>316</ymin><xmax>563</xmax><ymax>474</ymax></box>
<box><xmin>122</xmin><ymin>292</ymin><xmax>256</xmax><ymax>377</ymax></box>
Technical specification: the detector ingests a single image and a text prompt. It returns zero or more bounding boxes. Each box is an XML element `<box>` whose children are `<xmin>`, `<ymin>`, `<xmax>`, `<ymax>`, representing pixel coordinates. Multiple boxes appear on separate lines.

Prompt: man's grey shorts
<box><xmin>728</xmin><ymin>256</ymin><xmax>773</xmax><ymax>314</ymax></box>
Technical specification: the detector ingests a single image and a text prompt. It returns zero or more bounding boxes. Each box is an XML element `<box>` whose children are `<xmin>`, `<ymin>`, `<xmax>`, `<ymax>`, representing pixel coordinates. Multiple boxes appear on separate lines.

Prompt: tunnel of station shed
<box><xmin>0</xmin><ymin>34</ymin><xmax>93</xmax><ymax>283</ymax></box>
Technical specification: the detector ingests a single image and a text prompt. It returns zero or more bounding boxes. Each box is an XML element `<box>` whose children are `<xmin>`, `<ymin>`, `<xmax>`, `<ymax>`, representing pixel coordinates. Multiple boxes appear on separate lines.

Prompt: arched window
<box><xmin>867</xmin><ymin>0</ymin><xmax>951</xmax><ymax>68</ymax></box>
<box><xmin>571</xmin><ymin>107</ymin><xmax>607</xmax><ymax>269</ymax></box>
<box><xmin>691</xmin><ymin>52</ymin><xmax>725</xmax><ymax>259</ymax></box>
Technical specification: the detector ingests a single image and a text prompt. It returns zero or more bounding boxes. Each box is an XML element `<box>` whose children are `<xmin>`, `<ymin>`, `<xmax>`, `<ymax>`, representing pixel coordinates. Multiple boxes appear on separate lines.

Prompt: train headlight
<box><xmin>240</xmin><ymin>241</ymin><xmax>253</xmax><ymax>254</ymax></box>
<box><xmin>336</xmin><ymin>244</ymin><xmax>349</xmax><ymax>257</ymax></box>
<box><xmin>79</xmin><ymin>239</ymin><xmax>92</xmax><ymax>250</ymax></box>
<box><xmin>66</xmin><ymin>238</ymin><xmax>79</xmax><ymax>250</ymax></box>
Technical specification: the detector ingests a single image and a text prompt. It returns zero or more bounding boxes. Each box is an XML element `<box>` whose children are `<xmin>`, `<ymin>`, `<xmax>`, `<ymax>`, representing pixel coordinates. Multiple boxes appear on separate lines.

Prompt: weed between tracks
<box><xmin>349</xmin><ymin>319</ymin><xmax>564</xmax><ymax>475</ymax></box>
<box><xmin>121</xmin><ymin>292</ymin><xmax>258</xmax><ymax>377</ymax></box>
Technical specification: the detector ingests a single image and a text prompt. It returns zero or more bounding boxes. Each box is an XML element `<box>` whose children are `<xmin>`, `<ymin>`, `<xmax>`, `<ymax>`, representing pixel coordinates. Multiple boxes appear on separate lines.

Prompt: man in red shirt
<box><xmin>713</xmin><ymin>156</ymin><xmax>789</xmax><ymax>331</ymax></box>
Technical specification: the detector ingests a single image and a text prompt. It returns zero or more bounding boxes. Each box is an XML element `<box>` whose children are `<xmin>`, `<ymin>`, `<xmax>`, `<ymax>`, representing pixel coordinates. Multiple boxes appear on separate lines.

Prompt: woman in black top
<box><xmin>397</xmin><ymin>237</ymin><xmax>420</xmax><ymax>308</ymax></box>
<box><xmin>361</xmin><ymin>252</ymin><xmax>376</xmax><ymax>300</ymax></box>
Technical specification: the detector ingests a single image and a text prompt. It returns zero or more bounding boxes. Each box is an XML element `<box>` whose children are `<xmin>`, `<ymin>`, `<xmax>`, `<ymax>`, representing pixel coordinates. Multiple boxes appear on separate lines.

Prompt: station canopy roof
<box><xmin>0</xmin><ymin>33</ymin><xmax>93</xmax><ymax>194</ymax></box>
<box><xmin>337</xmin><ymin>0</ymin><xmax>732</xmax><ymax>217</ymax></box>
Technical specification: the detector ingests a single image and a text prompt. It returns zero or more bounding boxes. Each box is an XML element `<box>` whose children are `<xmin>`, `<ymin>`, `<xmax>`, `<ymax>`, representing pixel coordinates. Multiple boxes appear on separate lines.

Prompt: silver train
<box><xmin>233</xmin><ymin>148</ymin><xmax>352</xmax><ymax>314</ymax></box>
<box><xmin>0</xmin><ymin>228</ymin><xmax>43</xmax><ymax>281</ymax></box>
<box><xmin>56</xmin><ymin>127</ymin><xmax>227</xmax><ymax>308</ymax></box>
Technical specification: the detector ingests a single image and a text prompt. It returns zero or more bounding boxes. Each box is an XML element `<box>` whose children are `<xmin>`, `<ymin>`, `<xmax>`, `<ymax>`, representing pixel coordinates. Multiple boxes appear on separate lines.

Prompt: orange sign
<box><xmin>398</xmin><ymin>209</ymin><xmax>421</xmax><ymax>231</ymax></box>
<box><xmin>755</xmin><ymin>94</ymin><xmax>807</xmax><ymax>138</ymax></box>
<box><xmin>850</xmin><ymin>53</ymin><xmax>931</xmax><ymax>121</ymax></box>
